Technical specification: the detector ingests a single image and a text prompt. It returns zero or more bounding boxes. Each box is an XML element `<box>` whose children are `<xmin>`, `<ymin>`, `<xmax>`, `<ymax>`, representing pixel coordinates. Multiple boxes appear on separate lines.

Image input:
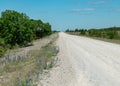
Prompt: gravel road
<box><xmin>40</xmin><ymin>32</ymin><xmax>120</xmax><ymax>86</ymax></box>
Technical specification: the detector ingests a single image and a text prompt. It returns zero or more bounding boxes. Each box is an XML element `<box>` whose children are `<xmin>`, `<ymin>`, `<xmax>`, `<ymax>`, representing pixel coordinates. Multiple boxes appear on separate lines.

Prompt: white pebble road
<box><xmin>40</xmin><ymin>32</ymin><xmax>120</xmax><ymax>86</ymax></box>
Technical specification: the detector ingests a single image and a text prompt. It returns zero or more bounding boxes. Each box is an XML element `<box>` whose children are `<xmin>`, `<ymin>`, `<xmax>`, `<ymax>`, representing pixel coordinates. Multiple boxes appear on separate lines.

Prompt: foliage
<box><xmin>0</xmin><ymin>38</ymin><xmax>7</xmax><ymax>57</ymax></box>
<box><xmin>0</xmin><ymin>10</ymin><xmax>52</xmax><ymax>56</ymax></box>
<box><xmin>66</xmin><ymin>27</ymin><xmax>120</xmax><ymax>40</ymax></box>
<box><xmin>0</xmin><ymin>10</ymin><xmax>34</xmax><ymax>46</ymax></box>
<box><xmin>0</xmin><ymin>34</ymin><xmax>59</xmax><ymax>85</ymax></box>
<box><xmin>33</xmin><ymin>20</ymin><xmax>52</xmax><ymax>38</ymax></box>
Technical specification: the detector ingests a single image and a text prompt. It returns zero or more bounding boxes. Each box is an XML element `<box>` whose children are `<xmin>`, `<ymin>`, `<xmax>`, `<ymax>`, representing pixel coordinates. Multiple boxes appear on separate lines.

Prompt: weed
<box><xmin>0</xmin><ymin>33</ymin><xmax>59</xmax><ymax>86</ymax></box>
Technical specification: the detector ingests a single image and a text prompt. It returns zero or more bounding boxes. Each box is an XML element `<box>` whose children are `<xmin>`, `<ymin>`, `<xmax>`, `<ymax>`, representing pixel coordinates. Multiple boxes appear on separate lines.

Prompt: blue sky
<box><xmin>0</xmin><ymin>0</ymin><xmax>120</xmax><ymax>31</ymax></box>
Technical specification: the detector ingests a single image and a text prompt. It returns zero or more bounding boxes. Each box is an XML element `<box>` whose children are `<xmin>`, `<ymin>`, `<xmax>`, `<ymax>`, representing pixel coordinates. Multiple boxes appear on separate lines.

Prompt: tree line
<box><xmin>66</xmin><ymin>27</ymin><xmax>120</xmax><ymax>39</ymax></box>
<box><xmin>0</xmin><ymin>10</ymin><xmax>52</xmax><ymax>57</ymax></box>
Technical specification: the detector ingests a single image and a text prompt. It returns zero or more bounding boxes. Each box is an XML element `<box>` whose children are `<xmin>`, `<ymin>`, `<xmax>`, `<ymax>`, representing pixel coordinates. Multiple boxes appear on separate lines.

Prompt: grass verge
<box><xmin>66</xmin><ymin>32</ymin><xmax>120</xmax><ymax>45</ymax></box>
<box><xmin>0</xmin><ymin>33</ymin><xmax>59</xmax><ymax>86</ymax></box>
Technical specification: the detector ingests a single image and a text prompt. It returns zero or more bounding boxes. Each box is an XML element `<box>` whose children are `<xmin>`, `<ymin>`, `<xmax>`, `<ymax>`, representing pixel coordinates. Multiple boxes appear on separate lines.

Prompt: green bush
<box><xmin>66</xmin><ymin>27</ymin><xmax>120</xmax><ymax>40</ymax></box>
<box><xmin>0</xmin><ymin>10</ymin><xmax>34</xmax><ymax>47</ymax></box>
<box><xmin>0</xmin><ymin>9</ymin><xmax>52</xmax><ymax>56</ymax></box>
<box><xmin>0</xmin><ymin>38</ymin><xmax>6</xmax><ymax>57</ymax></box>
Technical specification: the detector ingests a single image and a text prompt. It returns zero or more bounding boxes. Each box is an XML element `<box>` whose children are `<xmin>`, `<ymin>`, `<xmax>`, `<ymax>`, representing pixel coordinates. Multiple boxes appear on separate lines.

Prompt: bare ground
<box><xmin>40</xmin><ymin>32</ymin><xmax>120</xmax><ymax>86</ymax></box>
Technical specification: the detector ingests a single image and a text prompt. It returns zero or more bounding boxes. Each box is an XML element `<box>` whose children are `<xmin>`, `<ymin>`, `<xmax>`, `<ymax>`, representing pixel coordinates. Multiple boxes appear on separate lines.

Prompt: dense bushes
<box><xmin>0</xmin><ymin>10</ymin><xmax>34</xmax><ymax>46</ymax></box>
<box><xmin>0</xmin><ymin>10</ymin><xmax>52</xmax><ymax>57</ymax></box>
<box><xmin>0</xmin><ymin>38</ymin><xmax>7</xmax><ymax>57</ymax></box>
<box><xmin>34</xmin><ymin>20</ymin><xmax>52</xmax><ymax>38</ymax></box>
<box><xmin>66</xmin><ymin>27</ymin><xmax>120</xmax><ymax>39</ymax></box>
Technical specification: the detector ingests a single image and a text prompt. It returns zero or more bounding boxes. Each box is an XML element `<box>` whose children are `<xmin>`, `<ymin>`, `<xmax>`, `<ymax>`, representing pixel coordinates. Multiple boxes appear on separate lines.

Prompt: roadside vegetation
<box><xmin>66</xmin><ymin>27</ymin><xmax>120</xmax><ymax>42</ymax></box>
<box><xmin>0</xmin><ymin>10</ymin><xmax>52</xmax><ymax>57</ymax></box>
<box><xmin>0</xmin><ymin>33</ymin><xmax>59</xmax><ymax>86</ymax></box>
<box><xmin>0</xmin><ymin>9</ymin><xmax>59</xmax><ymax>86</ymax></box>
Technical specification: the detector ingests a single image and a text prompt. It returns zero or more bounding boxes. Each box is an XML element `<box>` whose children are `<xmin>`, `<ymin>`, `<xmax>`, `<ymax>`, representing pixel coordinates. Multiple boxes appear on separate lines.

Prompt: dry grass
<box><xmin>67</xmin><ymin>32</ymin><xmax>120</xmax><ymax>44</ymax></box>
<box><xmin>0</xmin><ymin>33</ymin><xmax>59</xmax><ymax>86</ymax></box>
<box><xmin>91</xmin><ymin>37</ymin><xmax>120</xmax><ymax>44</ymax></box>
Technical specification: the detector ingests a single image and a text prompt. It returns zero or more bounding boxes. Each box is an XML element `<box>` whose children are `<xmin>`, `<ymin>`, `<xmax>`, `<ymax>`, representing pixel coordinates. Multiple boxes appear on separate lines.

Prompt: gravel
<box><xmin>40</xmin><ymin>32</ymin><xmax>120</xmax><ymax>86</ymax></box>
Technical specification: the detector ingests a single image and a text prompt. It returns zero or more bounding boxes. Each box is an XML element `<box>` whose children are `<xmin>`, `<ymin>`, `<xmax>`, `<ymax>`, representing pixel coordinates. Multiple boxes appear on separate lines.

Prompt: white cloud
<box><xmin>88</xmin><ymin>1</ymin><xmax>106</xmax><ymax>5</ymax></box>
<box><xmin>70</xmin><ymin>8</ymin><xmax>95</xmax><ymax>13</ymax></box>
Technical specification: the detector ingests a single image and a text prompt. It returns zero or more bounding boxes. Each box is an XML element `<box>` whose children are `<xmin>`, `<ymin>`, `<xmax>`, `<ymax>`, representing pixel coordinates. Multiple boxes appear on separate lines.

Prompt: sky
<box><xmin>0</xmin><ymin>0</ymin><xmax>120</xmax><ymax>31</ymax></box>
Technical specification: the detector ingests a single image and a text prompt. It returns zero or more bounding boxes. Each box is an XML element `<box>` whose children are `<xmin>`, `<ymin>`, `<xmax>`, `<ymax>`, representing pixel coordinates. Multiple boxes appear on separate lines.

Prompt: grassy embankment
<box><xmin>66</xmin><ymin>27</ymin><xmax>120</xmax><ymax>44</ymax></box>
<box><xmin>0</xmin><ymin>33</ymin><xmax>59</xmax><ymax>86</ymax></box>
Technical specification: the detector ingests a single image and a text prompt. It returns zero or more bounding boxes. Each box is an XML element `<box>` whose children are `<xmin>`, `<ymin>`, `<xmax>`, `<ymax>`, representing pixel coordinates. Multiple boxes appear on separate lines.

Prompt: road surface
<box><xmin>40</xmin><ymin>32</ymin><xmax>120</xmax><ymax>86</ymax></box>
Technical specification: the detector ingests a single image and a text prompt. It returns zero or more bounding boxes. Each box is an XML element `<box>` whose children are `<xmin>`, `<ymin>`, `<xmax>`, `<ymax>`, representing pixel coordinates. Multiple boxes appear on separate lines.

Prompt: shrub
<box><xmin>0</xmin><ymin>10</ymin><xmax>34</xmax><ymax>47</ymax></box>
<box><xmin>0</xmin><ymin>38</ymin><xmax>6</xmax><ymax>57</ymax></box>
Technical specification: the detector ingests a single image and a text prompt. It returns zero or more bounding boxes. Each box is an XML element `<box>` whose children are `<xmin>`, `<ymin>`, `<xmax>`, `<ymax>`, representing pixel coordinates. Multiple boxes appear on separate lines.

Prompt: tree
<box><xmin>34</xmin><ymin>20</ymin><xmax>52</xmax><ymax>38</ymax></box>
<box><xmin>80</xmin><ymin>29</ymin><xmax>86</xmax><ymax>35</ymax></box>
<box><xmin>0</xmin><ymin>10</ymin><xmax>34</xmax><ymax>47</ymax></box>
<box><xmin>65</xmin><ymin>29</ymin><xmax>70</xmax><ymax>32</ymax></box>
<box><xmin>75</xmin><ymin>28</ymin><xmax>79</xmax><ymax>32</ymax></box>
